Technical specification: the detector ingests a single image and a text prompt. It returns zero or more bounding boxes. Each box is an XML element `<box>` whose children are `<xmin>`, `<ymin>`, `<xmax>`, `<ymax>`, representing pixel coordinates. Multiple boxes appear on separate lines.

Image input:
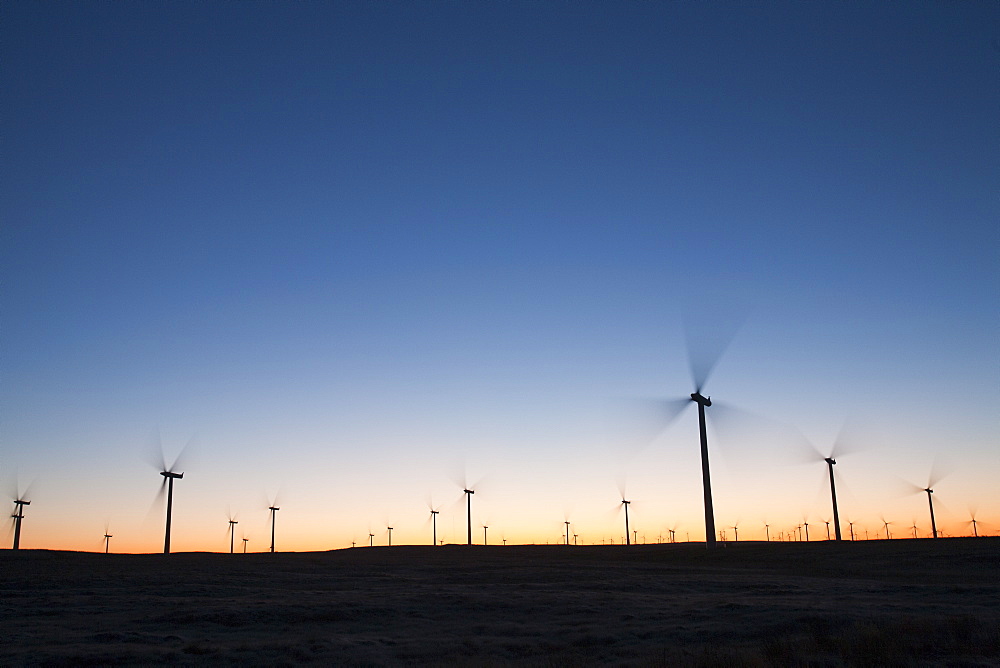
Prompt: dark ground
<box><xmin>2</xmin><ymin>538</ymin><xmax>999</xmax><ymax>666</ymax></box>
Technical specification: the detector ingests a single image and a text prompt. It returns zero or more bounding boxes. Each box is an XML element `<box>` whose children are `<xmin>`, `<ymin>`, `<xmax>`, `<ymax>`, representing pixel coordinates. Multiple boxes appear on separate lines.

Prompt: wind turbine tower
<box><xmin>824</xmin><ymin>457</ymin><xmax>843</xmax><ymax>540</ymax></box>
<box><xmin>160</xmin><ymin>471</ymin><xmax>183</xmax><ymax>554</ymax></box>
<box><xmin>430</xmin><ymin>510</ymin><xmax>439</xmax><ymax>546</ymax></box>
<box><xmin>268</xmin><ymin>505</ymin><xmax>279</xmax><ymax>553</ymax></box>
<box><xmin>242</xmin><ymin>537</ymin><xmax>249</xmax><ymax>553</ymax></box>
<box><xmin>690</xmin><ymin>391</ymin><xmax>717</xmax><ymax>547</ymax></box>
<box><xmin>565</xmin><ymin>521</ymin><xmax>570</xmax><ymax>546</ymax></box>
<box><xmin>228</xmin><ymin>518</ymin><xmax>238</xmax><ymax>554</ymax></box>
<box><xmin>104</xmin><ymin>531</ymin><xmax>112</xmax><ymax>554</ymax></box>
<box><xmin>622</xmin><ymin>499</ymin><xmax>631</xmax><ymax>546</ymax></box>
<box><xmin>11</xmin><ymin>499</ymin><xmax>30</xmax><ymax>550</ymax></box>
<box><xmin>464</xmin><ymin>488</ymin><xmax>475</xmax><ymax>545</ymax></box>
<box><xmin>923</xmin><ymin>487</ymin><xmax>939</xmax><ymax>539</ymax></box>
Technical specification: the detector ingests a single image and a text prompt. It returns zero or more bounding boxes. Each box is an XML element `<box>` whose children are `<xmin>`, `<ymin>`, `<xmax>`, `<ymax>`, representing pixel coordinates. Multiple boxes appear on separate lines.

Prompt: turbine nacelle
<box><xmin>160</xmin><ymin>471</ymin><xmax>183</xmax><ymax>479</ymax></box>
<box><xmin>690</xmin><ymin>392</ymin><xmax>712</xmax><ymax>406</ymax></box>
<box><xmin>464</xmin><ymin>489</ymin><xmax>474</xmax><ymax>495</ymax></box>
<box><xmin>825</xmin><ymin>457</ymin><xmax>836</xmax><ymax>466</ymax></box>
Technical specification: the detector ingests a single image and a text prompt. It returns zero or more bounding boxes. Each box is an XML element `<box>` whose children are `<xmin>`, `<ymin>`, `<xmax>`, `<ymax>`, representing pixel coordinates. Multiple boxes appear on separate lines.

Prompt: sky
<box><xmin>2</xmin><ymin>1</ymin><xmax>997</xmax><ymax>552</ymax></box>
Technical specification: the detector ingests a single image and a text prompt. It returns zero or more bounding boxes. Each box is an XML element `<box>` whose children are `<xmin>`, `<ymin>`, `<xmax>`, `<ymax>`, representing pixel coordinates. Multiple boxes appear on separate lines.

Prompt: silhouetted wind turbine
<box><xmin>731</xmin><ymin>522</ymin><xmax>739</xmax><ymax>542</ymax></box>
<box><xmin>564</xmin><ymin>521</ymin><xmax>571</xmax><ymax>546</ymax></box>
<box><xmin>430</xmin><ymin>510</ymin><xmax>439</xmax><ymax>546</ymax></box>
<box><xmin>621</xmin><ymin>498</ymin><xmax>631</xmax><ymax>545</ymax></box>
<box><xmin>242</xmin><ymin>537</ymin><xmax>249</xmax><ymax>553</ymax></box>
<box><xmin>103</xmin><ymin>522</ymin><xmax>112</xmax><ymax>554</ymax></box>
<box><xmin>796</xmin><ymin>426</ymin><xmax>858</xmax><ymax>542</ymax></box>
<box><xmin>227</xmin><ymin>513</ymin><xmax>239</xmax><ymax>554</ymax></box>
<box><xmin>150</xmin><ymin>432</ymin><xmax>192</xmax><ymax>555</ymax></box>
<box><xmin>764</xmin><ymin>523</ymin><xmax>770</xmax><ymax>541</ymax></box>
<box><xmin>904</xmin><ymin>459</ymin><xmax>952</xmax><ymax>540</ymax></box>
<box><xmin>10</xmin><ymin>497</ymin><xmax>30</xmax><ymax>550</ymax></box>
<box><xmin>268</xmin><ymin>505</ymin><xmax>279</xmax><ymax>553</ymax></box>
<box><xmin>965</xmin><ymin>509</ymin><xmax>980</xmax><ymax>537</ymax></box>
<box><xmin>464</xmin><ymin>488</ymin><xmax>475</xmax><ymax>545</ymax></box>
<box><xmin>482</xmin><ymin>525</ymin><xmax>488</xmax><ymax>545</ymax></box>
<box><xmin>369</xmin><ymin>533</ymin><xmax>374</xmax><ymax>547</ymax></box>
<box><xmin>629</xmin><ymin>313</ymin><xmax>747</xmax><ymax>547</ymax></box>
<box><xmin>387</xmin><ymin>526</ymin><xmax>393</xmax><ymax>546</ymax></box>
<box><xmin>881</xmin><ymin>517</ymin><xmax>893</xmax><ymax>540</ymax></box>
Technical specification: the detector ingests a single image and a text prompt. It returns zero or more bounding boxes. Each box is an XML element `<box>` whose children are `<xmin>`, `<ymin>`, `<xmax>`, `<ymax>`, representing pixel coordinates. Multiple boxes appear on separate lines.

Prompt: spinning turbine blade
<box><xmin>683</xmin><ymin>305</ymin><xmax>747</xmax><ymax>393</ymax></box>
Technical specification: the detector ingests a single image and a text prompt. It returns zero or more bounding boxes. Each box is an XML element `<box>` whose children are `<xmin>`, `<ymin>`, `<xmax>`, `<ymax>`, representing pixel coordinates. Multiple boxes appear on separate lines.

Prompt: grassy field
<box><xmin>2</xmin><ymin>538</ymin><xmax>998</xmax><ymax>666</ymax></box>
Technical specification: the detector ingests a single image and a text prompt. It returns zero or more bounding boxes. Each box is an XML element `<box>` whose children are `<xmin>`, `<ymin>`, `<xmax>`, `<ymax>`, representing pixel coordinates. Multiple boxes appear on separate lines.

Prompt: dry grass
<box><xmin>2</xmin><ymin>538</ymin><xmax>998</xmax><ymax>666</ymax></box>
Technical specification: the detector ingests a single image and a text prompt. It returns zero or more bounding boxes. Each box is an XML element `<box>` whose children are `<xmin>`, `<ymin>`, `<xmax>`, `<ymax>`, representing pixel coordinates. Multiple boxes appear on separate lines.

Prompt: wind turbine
<box><xmin>482</xmin><ymin>525</ymin><xmax>488</xmax><ymax>545</ymax></box>
<box><xmin>731</xmin><ymin>522</ymin><xmax>739</xmax><ymax>542</ymax></box>
<box><xmin>369</xmin><ymin>533</ymin><xmax>374</xmax><ymax>547</ymax></box>
<box><xmin>10</xmin><ymin>497</ymin><xmax>30</xmax><ymax>550</ymax></box>
<box><xmin>464</xmin><ymin>488</ymin><xmax>475</xmax><ymax>545</ymax></box>
<box><xmin>627</xmin><ymin>313</ymin><xmax>749</xmax><ymax>547</ymax></box>
<box><xmin>227</xmin><ymin>513</ymin><xmax>239</xmax><ymax>554</ymax></box>
<box><xmin>764</xmin><ymin>523</ymin><xmax>770</xmax><ymax>541</ymax></box>
<box><xmin>621</xmin><ymin>498</ymin><xmax>632</xmax><ymax>545</ymax></box>
<box><xmin>904</xmin><ymin>459</ymin><xmax>952</xmax><ymax>540</ymax></box>
<box><xmin>103</xmin><ymin>522</ymin><xmax>112</xmax><ymax>554</ymax></box>
<box><xmin>881</xmin><ymin>517</ymin><xmax>893</xmax><ymax>540</ymax></box>
<box><xmin>150</xmin><ymin>431</ymin><xmax>192</xmax><ymax>555</ymax></box>
<box><xmin>965</xmin><ymin>510</ymin><xmax>980</xmax><ymax>537</ymax></box>
<box><xmin>242</xmin><ymin>537</ymin><xmax>249</xmax><ymax>553</ymax></box>
<box><xmin>430</xmin><ymin>509</ymin><xmax>439</xmax><ymax>546</ymax></box>
<box><xmin>268</xmin><ymin>505</ymin><xmax>279</xmax><ymax>553</ymax></box>
<box><xmin>387</xmin><ymin>526</ymin><xmax>393</xmax><ymax>546</ymax></box>
<box><xmin>796</xmin><ymin>426</ymin><xmax>857</xmax><ymax>542</ymax></box>
<box><xmin>922</xmin><ymin>487</ymin><xmax>939</xmax><ymax>539</ymax></box>
<box><xmin>565</xmin><ymin>521</ymin><xmax>571</xmax><ymax>546</ymax></box>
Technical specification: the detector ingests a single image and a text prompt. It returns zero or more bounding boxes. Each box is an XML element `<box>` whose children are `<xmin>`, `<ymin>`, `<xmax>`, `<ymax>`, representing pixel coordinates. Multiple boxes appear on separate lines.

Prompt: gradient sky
<box><xmin>3</xmin><ymin>2</ymin><xmax>997</xmax><ymax>552</ymax></box>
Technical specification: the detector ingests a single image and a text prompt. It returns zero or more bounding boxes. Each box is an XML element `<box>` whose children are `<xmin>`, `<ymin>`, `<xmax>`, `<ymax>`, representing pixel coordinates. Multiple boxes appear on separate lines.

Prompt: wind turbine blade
<box><xmin>928</xmin><ymin>455</ymin><xmax>955</xmax><ymax>489</ymax></box>
<box><xmin>683</xmin><ymin>304</ymin><xmax>748</xmax><ymax>393</ymax></box>
<box><xmin>143</xmin><ymin>477</ymin><xmax>169</xmax><ymax>525</ymax></box>
<box><xmin>786</xmin><ymin>427</ymin><xmax>826</xmax><ymax>465</ymax></box>
<box><xmin>145</xmin><ymin>426</ymin><xmax>167</xmax><ymax>471</ymax></box>
<box><xmin>828</xmin><ymin>419</ymin><xmax>867</xmax><ymax>459</ymax></box>
<box><xmin>169</xmin><ymin>434</ymin><xmax>197</xmax><ymax>473</ymax></box>
<box><xmin>612</xmin><ymin>396</ymin><xmax>691</xmax><ymax>458</ymax></box>
<box><xmin>615</xmin><ymin>473</ymin><xmax>627</xmax><ymax>500</ymax></box>
<box><xmin>19</xmin><ymin>476</ymin><xmax>38</xmax><ymax>503</ymax></box>
<box><xmin>708</xmin><ymin>402</ymin><xmax>800</xmax><ymax>459</ymax></box>
<box><xmin>893</xmin><ymin>475</ymin><xmax>926</xmax><ymax>496</ymax></box>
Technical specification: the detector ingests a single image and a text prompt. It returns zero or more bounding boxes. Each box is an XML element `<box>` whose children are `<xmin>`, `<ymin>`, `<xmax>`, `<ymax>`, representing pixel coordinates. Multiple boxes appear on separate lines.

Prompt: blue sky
<box><xmin>2</xmin><ymin>1</ymin><xmax>997</xmax><ymax>550</ymax></box>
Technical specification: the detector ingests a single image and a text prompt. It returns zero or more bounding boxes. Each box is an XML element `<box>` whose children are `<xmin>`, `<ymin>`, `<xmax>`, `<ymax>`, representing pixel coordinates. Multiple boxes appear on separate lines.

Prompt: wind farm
<box><xmin>2</xmin><ymin>0</ymin><xmax>997</xmax><ymax>665</ymax></box>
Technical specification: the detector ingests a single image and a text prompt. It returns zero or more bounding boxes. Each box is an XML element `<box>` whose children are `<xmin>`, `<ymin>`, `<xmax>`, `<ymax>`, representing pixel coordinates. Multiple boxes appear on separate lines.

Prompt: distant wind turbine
<box><xmin>268</xmin><ymin>505</ymin><xmax>279</xmax><ymax>553</ymax></box>
<box><xmin>227</xmin><ymin>513</ymin><xmax>239</xmax><ymax>554</ymax></box>
<box><xmin>10</xmin><ymin>494</ymin><xmax>31</xmax><ymax>550</ymax></box>
<box><xmin>149</xmin><ymin>431</ymin><xmax>193</xmax><ymax>555</ymax></box>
